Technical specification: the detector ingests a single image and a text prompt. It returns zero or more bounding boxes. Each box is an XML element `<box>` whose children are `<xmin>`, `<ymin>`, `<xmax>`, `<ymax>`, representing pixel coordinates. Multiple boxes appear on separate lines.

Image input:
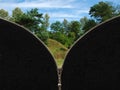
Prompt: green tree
<box><xmin>80</xmin><ymin>17</ymin><xmax>89</xmax><ymax>35</ymax></box>
<box><xmin>50</xmin><ymin>21</ymin><xmax>64</xmax><ymax>33</ymax></box>
<box><xmin>0</xmin><ymin>9</ymin><xmax>8</xmax><ymax>19</ymax></box>
<box><xmin>15</xmin><ymin>8</ymin><xmax>42</xmax><ymax>32</ymax></box>
<box><xmin>67</xmin><ymin>32</ymin><xmax>76</xmax><ymax>47</ymax></box>
<box><xmin>12</xmin><ymin>8</ymin><xmax>48</xmax><ymax>43</ymax></box>
<box><xmin>38</xmin><ymin>13</ymin><xmax>50</xmax><ymax>43</ymax></box>
<box><xmin>69</xmin><ymin>21</ymin><xmax>81</xmax><ymax>40</ymax></box>
<box><xmin>12</xmin><ymin>7</ymin><xmax>23</xmax><ymax>22</ymax></box>
<box><xmin>42</xmin><ymin>13</ymin><xmax>50</xmax><ymax>30</ymax></box>
<box><xmin>50</xmin><ymin>21</ymin><xmax>64</xmax><ymax>45</ymax></box>
<box><xmin>89</xmin><ymin>1</ymin><xmax>115</xmax><ymax>22</ymax></box>
<box><xmin>63</xmin><ymin>19</ymin><xmax>69</xmax><ymax>34</ymax></box>
<box><xmin>83</xmin><ymin>19</ymin><xmax>97</xmax><ymax>32</ymax></box>
<box><xmin>50</xmin><ymin>20</ymin><xmax>75</xmax><ymax>48</ymax></box>
<box><xmin>80</xmin><ymin>16</ymin><xmax>89</xmax><ymax>29</ymax></box>
<box><xmin>13</xmin><ymin>8</ymin><xmax>43</xmax><ymax>33</ymax></box>
<box><xmin>36</xmin><ymin>29</ymin><xmax>49</xmax><ymax>44</ymax></box>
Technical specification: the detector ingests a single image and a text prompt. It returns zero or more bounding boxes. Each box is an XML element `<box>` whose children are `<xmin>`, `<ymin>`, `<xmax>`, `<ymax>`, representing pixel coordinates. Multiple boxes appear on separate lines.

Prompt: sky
<box><xmin>0</xmin><ymin>0</ymin><xmax>120</xmax><ymax>23</ymax></box>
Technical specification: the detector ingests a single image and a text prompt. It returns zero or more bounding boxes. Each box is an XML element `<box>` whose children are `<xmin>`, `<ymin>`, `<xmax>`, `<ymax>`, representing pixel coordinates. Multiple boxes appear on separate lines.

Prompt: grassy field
<box><xmin>47</xmin><ymin>39</ymin><xmax>68</xmax><ymax>68</ymax></box>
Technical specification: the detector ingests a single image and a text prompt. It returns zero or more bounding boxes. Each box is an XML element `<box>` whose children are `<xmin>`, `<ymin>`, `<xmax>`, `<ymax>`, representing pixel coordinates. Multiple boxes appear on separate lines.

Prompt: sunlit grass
<box><xmin>47</xmin><ymin>39</ymin><xmax>68</xmax><ymax>68</ymax></box>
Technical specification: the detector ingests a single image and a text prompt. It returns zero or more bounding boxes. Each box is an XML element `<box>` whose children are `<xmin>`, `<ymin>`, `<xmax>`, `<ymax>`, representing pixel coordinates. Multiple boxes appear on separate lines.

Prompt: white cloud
<box><xmin>76</xmin><ymin>9</ymin><xmax>89</xmax><ymax>14</ymax></box>
<box><xmin>0</xmin><ymin>0</ymin><xmax>90</xmax><ymax>22</ymax></box>
<box><xmin>50</xmin><ymin>13</ymin><xmax>75</xmax><ymax>18</ymax></box>
<box><xmin>49</xmin><ymin>9</ymin><xmax>88</xmax><ymax>18</ymax></box>
<box><xmin>0</xmin><ymin>0</ymin><xmax>75</xmax><ymax>9</ymax></box>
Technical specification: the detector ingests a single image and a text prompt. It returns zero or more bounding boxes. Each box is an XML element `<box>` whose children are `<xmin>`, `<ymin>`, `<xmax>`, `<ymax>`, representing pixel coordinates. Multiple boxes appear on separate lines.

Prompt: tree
<box><xmin>80</xmin><ymin>16</ymin><xmax>89</xmax><ymax>29</ymax></box>
<box><xmin>42</xmin><ymin>13</ymin><xmax>50</xmax><ymax>30</ymax></box>
<box><xmin>0</xmin><ymin>9</ymin><xmax>8</xmax><ymax>19</ymax></box>
<box><xmin>13</xmin><ymin>8</ymin><xmax>43</xmax><ymax>33</ymax></box>
<box><xmin>12</xmin><ymin>8</ymin><xmax>48</xmax><ymax>43</ymax></box>
<box><xmin>50</xmin><ymin>21</ymin><xmax>64</xmax><ymax>45</ymax></box>
<box><xmin>12</xmin><ymin>7</ymin><xmax>23</xmax><ymax>22</ymax></box>
<box><xmin>69</xmin><ymin>21</ymin><xmax>81</xmax><ymax>40</ymax></box>
<box><xmin>89</xmin><ymin>1</ymin><xmax>115</xmax><ymax>22</ymax></box>
<box><xmin>63</xmin><ymin>19</ymin><xmax>69</xmax><ymax>34</ymax></box>
<box><xmin>35</xmin><ymin>29</ymin><xmax>49</xmax><ymax>44</ymax></box>
<box><xmin>83</xmin><ymin>19</ymin><xmax>97</xmax><ymax>32</ymax></box>
<box><xmin>38</xmin><ymin>13</ymin><xmax>50</xmax><ymax>43</ymax></box>
<box><xmin>50</xmin><ymin>20</ymin><xmax>75</xmax><ymax>48</ymax></box>
<box><xmin>50</xmin><ymin>21</ymin><xmax>64</xmax><ymax>33</ymax></box>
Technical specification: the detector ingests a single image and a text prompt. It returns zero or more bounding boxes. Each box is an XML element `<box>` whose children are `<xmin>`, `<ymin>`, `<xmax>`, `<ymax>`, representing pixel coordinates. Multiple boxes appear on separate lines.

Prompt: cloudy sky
<box><xmin>0</xmin><ymin>0</ymin><xmax>120</xmax><ymax>23</ymax></box>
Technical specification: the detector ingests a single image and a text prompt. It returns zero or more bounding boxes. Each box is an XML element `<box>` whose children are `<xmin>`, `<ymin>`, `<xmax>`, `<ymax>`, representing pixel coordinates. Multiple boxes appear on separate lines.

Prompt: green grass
<box><xmin>47</xmin><ymin>39</ymin><xmax>68</xmax><ymax>68</ymax></box>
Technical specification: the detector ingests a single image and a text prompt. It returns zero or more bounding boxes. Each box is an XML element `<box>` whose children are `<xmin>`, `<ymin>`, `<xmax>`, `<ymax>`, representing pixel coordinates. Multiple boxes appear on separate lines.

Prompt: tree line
<box><xmin>0</xmin><ymin>1</ymin><xmax>120</xmax><ymax>48</ymax></box>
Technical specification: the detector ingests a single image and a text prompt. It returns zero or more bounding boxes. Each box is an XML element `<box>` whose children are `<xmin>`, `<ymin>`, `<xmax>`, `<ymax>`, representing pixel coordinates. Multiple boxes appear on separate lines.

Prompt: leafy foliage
<box><xmin>12</xmin><ymin>7</ymin><xmax>23</xmax><ymax>22</ymax></box>
<box><xmin>12</xmin><ymin>8</ymin><xmax>48</xmax><ymax>42</ymax></box>
<box><xmin>0</xmin><ymin>1</ymin><xmax>120</xmax><ymax>67</ymax></box>
<box><xmin>50</xmin><ymin>20</ymin><xmax>81</xmax><ymax>48</ymax></box>
<box><xmin>0</xmin><ymin>9</ymin><xmax>8</xmax><ymax>19</ymax></box>
<box><xmin>68</xmin><ymin>21</ymin><xmax>81</xmax><ymax>40</ymax></box>
<box><xmin>83</xmin><ymin>19</ymin><xmax>97</xmax><ymax>32</ymax></box>
<box><xmin>89</xmin><ymin>1</ymin><xmax>118</xmax><ymax>22</ymax></box>
<box><xmin>51</xmin><ymin>21</ymin><xmax>64</xmax><ymax>33</ymax></box>
<box><xmin>0</xmin><ymin>1</ymin><xmax>120</xmax><ymax>48</ymax></box>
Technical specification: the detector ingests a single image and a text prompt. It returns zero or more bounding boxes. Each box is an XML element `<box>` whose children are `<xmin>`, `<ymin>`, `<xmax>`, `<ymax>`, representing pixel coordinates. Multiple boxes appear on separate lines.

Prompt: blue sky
<box><xmin>0</xmin><ymin>0</ymin><xmax>120</xmax><ymax>23</ymax></box>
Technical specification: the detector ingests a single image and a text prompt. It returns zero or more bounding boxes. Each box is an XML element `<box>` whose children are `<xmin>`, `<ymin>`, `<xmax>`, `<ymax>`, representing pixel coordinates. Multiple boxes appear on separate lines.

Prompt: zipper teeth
<box><xmin>58</xmin><ymin>68</ymin><xmax>62</xmax><ymax>90</ymax></box>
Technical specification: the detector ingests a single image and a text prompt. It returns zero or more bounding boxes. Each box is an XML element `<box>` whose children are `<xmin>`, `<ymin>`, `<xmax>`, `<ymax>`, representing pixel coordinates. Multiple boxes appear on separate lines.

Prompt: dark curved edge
<box><xmin>62</xmin><ymin>15</ymin><xmax>120</xmax><ymax>67</ymax></box>
<box><xmin>63</xmin><ymin>15</ymin><xmax>120</xmax><ymax>63</ymax></box>
<box><xmin>0</xmin><ymin>18</ymin><xmax>57</xmax><ymax>68</ymax></box>
<box><xmin>0</xmin><ymin>18</ymin><xmax>58</xmax><ymax>90</ymax></box>
<box><xmin>62</xmin><ymin>15</ymin><xmax>120</xmax><ymax>90</ymax></box>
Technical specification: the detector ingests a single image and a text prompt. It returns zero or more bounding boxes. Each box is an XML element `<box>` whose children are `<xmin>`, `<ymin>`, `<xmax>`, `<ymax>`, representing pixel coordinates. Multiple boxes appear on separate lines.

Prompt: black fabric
<box><xmin>62</xmin><ymin>16</ymin><xmax>120</xmax><ymax>90</ymax></box>
<box><xmin>0</xmin><ymin>19</ymin><xmax>58</xmax><ymax>90</ymax></box>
